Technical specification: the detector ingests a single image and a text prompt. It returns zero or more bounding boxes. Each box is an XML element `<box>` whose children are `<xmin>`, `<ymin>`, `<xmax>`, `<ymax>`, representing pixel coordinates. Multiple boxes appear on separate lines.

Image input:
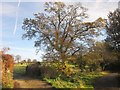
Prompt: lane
<box><xmin>93</xmin><ymin>73</ymin><xmax>120</xmax><ymax>90</ymax></box>
<box><xmin>13</xmin><ymin>73</ymin><xmax>53</xmax><ymax>88</ymax></box>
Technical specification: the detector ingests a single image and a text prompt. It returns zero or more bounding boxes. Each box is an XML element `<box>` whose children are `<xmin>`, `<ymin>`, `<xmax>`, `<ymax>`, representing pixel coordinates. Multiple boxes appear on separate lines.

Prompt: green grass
<box><xmin>41</xmin><ymin>62</ymin><xmax>109</xmax><ymax>88</ymax></box>
<box><xmin>14</xmin><ymin>63</ymin><xmax>28</xmax><ymax>75</ymax></box>
<box><xmin>44</xmin><ymin>71</ymin><xmax>109</xmax><ymax>89</ymax></box>
<box><xmin>44</xmin><ymin>77</ymin><xmax>94</xmax><ymax>89</ymax></box>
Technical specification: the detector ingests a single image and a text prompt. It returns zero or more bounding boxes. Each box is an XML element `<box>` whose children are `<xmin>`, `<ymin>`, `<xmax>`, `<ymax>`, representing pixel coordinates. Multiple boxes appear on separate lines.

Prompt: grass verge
<box><xmin>44</xmin><ymin>72</ymin><xmax>108</xmax><ymax>88</ymax></box>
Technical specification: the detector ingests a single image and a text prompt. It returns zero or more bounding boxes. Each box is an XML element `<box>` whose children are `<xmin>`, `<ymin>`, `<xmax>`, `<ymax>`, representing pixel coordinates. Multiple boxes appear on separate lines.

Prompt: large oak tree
<box><xmin>22</xmin><ymin>2</ymin><xmax>105</xmax><ymax>62</ymax></box>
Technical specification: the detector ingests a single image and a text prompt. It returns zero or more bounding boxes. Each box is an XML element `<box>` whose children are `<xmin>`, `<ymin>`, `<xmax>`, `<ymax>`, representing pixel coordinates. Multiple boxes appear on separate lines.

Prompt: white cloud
<box><xmin>83</xmin><ymin>2</ymin><xmax>118</xmax><ymax>22</ymax></box>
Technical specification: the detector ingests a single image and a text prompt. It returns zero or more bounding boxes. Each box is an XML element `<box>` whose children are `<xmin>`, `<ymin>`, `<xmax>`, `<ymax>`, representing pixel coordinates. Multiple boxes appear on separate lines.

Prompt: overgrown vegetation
<box><xmin>0</xmin><ymin>48</ymin><xmax>14</xmax><ymax>88</ymax></box>
<box><xmin>44</xmin><ymin>71</ymin><xmax>108</xmax><ymax>88</ymax></box>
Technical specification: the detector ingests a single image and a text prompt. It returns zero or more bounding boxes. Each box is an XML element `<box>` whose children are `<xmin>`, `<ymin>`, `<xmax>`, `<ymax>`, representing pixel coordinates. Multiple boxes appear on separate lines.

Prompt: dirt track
<box><xmin>93</xmin><ymin>73</ymin><xmax>120</xmax><ymax>90</ymax></box>
<box><xmin>13</xmin><ymin>73</ymin><xmax>53</xmax><ymax>88</ymax></box>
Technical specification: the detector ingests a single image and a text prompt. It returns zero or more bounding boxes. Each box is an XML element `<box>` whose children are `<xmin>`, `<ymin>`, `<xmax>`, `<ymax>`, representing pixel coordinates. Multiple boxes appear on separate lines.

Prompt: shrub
<box><xmin>2</xmin><ymin>69</ymin><xmax>14</xmax><ymax>88</ymax></box>
<box><xmin>26</xmin><ymin>62</ymin><xmax>61</xmax><ymax>79</ymax></box>
<box><xmin>26</xmin><ymin>62</ymin><xmax>41</xmax><ymax>76</ymax></box>
<box><xmin>41</xmin><ymin>61</ymin><xmax>76</xmax><ymax>79</ymax></box>
<box><xmin>40</xmin><ymin>65</ymin><xmax>60</xmax><ymax>79</ymax></box>
<box><xmin>0</xmin><ymin>50</ymin><xmax>14</xmax><ymax>88</ymax></box>
<box><xmin>57</xmin><ymin>61</ymin><xmax>75</xmax><ymax>79</ymax></box>
<box><xmin>2</xmin><ymin>54</ymin><xmax>14</xmax><ymax>72</ymax></box>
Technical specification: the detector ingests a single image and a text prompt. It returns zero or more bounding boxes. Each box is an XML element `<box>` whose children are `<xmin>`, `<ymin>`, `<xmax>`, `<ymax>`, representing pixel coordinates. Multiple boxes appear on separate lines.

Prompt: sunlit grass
<box><xmin>44</xmin><ymin>71</ymin><xmax>107</xmax><ymax>88</ymax></box>
<box><xmin>14</xmin><ymin>63</ymin><xmax>27</xmax><ymax>75</ymax></box>
<box><xmin>99</xmin><ymin>71</ymin><xmax>109</xmax><ymax>75</ymax></box>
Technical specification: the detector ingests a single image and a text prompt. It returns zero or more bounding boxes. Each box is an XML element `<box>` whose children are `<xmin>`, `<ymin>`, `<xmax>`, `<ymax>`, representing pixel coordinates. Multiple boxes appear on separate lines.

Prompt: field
<box><xmin>14</xmin><ymin>63</ymin><xmax>27</xmax><ymax>75</ymax></box>
<box><xmin>13</xmin><ymin>63</ymin><xmax>109</xmax><ymax>88</ymax></box>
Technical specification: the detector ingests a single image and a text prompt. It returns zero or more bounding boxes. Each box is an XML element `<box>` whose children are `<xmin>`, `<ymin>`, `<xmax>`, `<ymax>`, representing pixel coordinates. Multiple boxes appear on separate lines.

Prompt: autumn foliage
<box><xmin>0</xmin><ymin>48</ymin><xmax>14</xmax><ymax>88</ymax></box>
<box><xmin>2</xmin><ymin>54</ymin><xmax>14</xmax><ymax>72</ymax></box>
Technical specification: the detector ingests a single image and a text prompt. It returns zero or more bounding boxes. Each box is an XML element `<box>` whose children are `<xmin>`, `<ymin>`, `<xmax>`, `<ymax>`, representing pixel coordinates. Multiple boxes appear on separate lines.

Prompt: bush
<box><xmin>26</xmin><ymin>62</ymin><xmax>41</xmax><ymax>76</ymax></box>
<box><xmin>26</xmin><ymin>61</ymin><xmax>76</xmax><ymax>79</ymax></box>
<box><xmin>105</xmin><ymin>60</ymin><xmax>120</xmax><ymax>72</ymax></box>
<box><xmin>1</xmin><ymin>53</ymin><xmax>14</xmax><ymax>88</ymax></box>
<box><xmin>26</xmin><ymin>62</ymin><xmax>60</xmax><ymax>79</ymax></box>
<box><xmin>41</xmin><ymin>61</ymin><xmax>77</xmax><ymax>80</ymax></box>
<box><xmin>2</xmin><ymin>69</ymin><xmax>14</xmax><ymax>88</ymax></box>
<box><xmin>58</xmin><ymin>61</ymin><xmax>75</xmax><ymax>77</ymax></box>
<box><xmin>40</xmin><ymin>65</ymin><xmax>60</xmax><ymax>79</ymax></box>
<box><xmin>2</xmin><ymin>54</ymin><xmax>14</xmax><ymax>72</ymax></box>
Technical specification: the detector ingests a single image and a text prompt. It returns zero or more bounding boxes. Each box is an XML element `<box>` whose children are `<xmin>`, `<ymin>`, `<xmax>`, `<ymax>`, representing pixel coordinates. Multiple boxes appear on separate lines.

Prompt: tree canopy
<box><xmin>106</xmin><ymin>8</ymin><xmax>120</xmax><ymax>52</ymax></box>
<box><xmin>22</xmin><ymin>2</ymin><xmax>105</xmax><ymax>62</ymax></box>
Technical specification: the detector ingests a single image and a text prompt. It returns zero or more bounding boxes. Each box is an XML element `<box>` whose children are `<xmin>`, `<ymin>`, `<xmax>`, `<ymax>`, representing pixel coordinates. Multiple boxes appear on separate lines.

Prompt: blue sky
<box><xmin>1</xmin><ymin>0</ymin><xmax>119</xmax><ymax>61</ymax></box>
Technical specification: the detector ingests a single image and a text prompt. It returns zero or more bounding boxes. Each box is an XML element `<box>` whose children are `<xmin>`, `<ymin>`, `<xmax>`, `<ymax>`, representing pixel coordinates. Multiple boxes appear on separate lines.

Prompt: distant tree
<box><xmin>15</xmin><ymin>55</ymin><xmax>21</xmax><ymax>63</ymax></box>
<box><xmin>106</xmin><ymin>8</ymin><xmax>120</xmax><ymax>52</ymax></box>
<box><xmin>20</xmin><ymin>60</ymin><xmax>26</xmax><ymax>64</ymax></box>
<box><xmin>33</xmin><ymin>59</ymin><xmax>37</xmax><ymax>63</ymax></box>
<box><xmin>27</xmin><ymin>59</ymin><xmax>31</xmax><ymax>63</ymax></box>
<box><xmin>22</xmin><ymin>2</ymin><xmax>105</xmax><ymax>62</ymax></box>
<box><xmin>23</xmin><ymin>60</ymin><xmax>26</xmax><ymax>63</ymax></box>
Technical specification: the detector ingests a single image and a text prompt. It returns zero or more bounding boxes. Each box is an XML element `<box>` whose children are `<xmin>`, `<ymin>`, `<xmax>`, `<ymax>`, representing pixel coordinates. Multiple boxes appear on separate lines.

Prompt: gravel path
<box><xmin>93</xmin><ymin>73</ymin><xmax>120</xmax><ymax>90</ymax></box>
